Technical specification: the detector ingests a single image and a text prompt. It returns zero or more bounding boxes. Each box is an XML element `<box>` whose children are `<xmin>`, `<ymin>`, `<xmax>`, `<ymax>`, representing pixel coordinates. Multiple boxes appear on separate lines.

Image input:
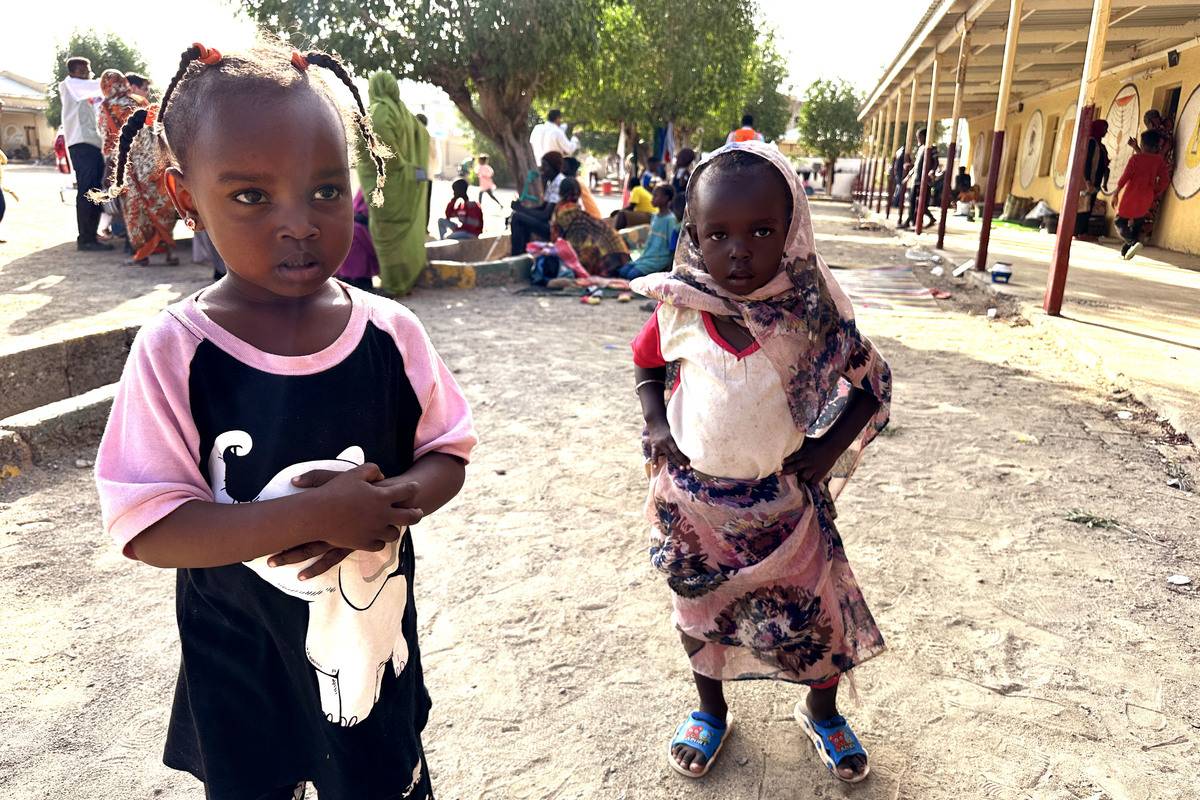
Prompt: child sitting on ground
<box><xmin>1114</xmin><ymin>129</ymin><xmax>1171</xmax><ymax>260</ymax></box>
<box><xmin>439</xmin><ymin>178</ymin><xmax>484</xmax><ymax>239</ymax></box>
<box><xmin>92</xmin><ymin>39</ymin><xmax>475</xmax><ymax>800</ymax></box>
<box><xmin>618</xmin><ymin>184</ymin><xmax>679</xmax><ymax>279</ymax></box>
<box><xmin>630</xmin><ymin>142</ymin><xmax>891</xmax><ymax>785</ymax></box>
<box><xmin>475</xmin><ymin>154</ymin><xmax>502</xmax><ymax>208</ymax></box>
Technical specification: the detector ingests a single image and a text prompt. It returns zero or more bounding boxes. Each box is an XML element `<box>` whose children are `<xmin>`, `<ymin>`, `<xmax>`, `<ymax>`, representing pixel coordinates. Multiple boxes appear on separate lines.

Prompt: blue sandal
<box><xmin>795</xmin><ymin>703</ymin><xmax>870</xmax><ymax>783</ymax></box>
<box><xmin>667</xmin><ymin>710</ymin><xmax>734</xmax><ymax>778</ymax></box>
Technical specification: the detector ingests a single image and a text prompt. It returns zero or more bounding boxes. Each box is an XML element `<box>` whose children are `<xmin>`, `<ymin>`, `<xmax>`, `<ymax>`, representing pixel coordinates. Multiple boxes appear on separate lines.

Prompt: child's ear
<box><xmin>686</xmin><ymin>224</ymin><xmax>699</xmax><ymax>248</ymax></box>
<box><xmin>165</xmin><ymin>167</ymin><xmax>205</xmax><ymax>231</ymax></box>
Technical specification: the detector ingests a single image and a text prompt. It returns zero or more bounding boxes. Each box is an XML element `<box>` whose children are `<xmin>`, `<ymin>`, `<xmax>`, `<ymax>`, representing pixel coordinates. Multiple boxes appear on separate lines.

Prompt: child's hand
<box><xmin>782</xmin><ymin>437</ymin><xmax>840</xmax><ymax>483</ymax></box>
<box><xmin>294</xmin><ymin>463</ymin><xmax>424</xmax><ymax>552</ymax></box>
<box><xmin>269</xmin><ymin>541</ymin><xmax>353</xmax><ymax>580</ymax></box>
<box><xmin>647</xmin><ymin>419</ymin><xmax>689</xmax><ymax>466</ymax></box>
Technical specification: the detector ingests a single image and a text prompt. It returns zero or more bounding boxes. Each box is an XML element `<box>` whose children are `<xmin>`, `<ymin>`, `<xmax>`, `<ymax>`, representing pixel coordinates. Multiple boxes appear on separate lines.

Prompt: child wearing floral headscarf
<box><xmin>630</xmin><ymin>142</ymin><xmax>892</xmax><ymax>785</ymax></box>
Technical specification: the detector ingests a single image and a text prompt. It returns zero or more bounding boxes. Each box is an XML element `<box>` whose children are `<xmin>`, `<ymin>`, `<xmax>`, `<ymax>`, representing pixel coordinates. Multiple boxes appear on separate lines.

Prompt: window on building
<box><xmin>1040</xmin><ymin>115</ymin><xmax>1059</xmax><ymax>177</ymax></box>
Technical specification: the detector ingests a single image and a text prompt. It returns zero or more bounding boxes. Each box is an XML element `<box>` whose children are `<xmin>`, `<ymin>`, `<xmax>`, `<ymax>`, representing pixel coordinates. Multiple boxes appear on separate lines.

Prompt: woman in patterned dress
<box><xmin>631</xmin><ymin>142</ymin><xmax>891</xmax><ymax>785</ymax></box>
<box><xmin>98</xmin><ymin>69</ymin><xmax>178</xmax><ymax>266</ymax></box>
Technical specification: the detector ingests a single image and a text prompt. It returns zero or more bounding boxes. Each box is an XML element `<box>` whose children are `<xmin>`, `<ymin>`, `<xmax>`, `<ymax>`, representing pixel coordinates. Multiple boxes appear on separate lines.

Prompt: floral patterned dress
<box><xmin>630</xmin><ymin>141</ymin><xmax>892</xmax><ymax>685</ymax></box>
<box><xmin>98</xmin><ymin>70</ymin><xmax>176</xmax><ymax>262</ymax></box>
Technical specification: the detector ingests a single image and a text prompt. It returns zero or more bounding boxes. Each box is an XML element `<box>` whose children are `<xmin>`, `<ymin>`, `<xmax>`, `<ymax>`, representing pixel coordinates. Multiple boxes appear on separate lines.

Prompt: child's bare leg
<box><xmin>672</xmin><ymin>632</ymin><xmax>728</xmax><ymax>774</ymax></box>
<box><xmin>806</xmin><ymin>682</ymin><xmax>868</xmax><ymax>780</ymax></box>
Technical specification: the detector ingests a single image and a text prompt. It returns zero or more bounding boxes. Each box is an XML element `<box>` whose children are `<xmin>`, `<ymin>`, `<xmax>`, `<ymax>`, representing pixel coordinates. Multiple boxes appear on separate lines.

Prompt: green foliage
<box><xmin>242</xmin><ymin>0</ymin><xmax>603</xmax><ymax>185</ymax></box>
<box><xmin>695</xmin><ymin>35</ymin><xmax>791</xmax><ymax>147</ymax></box>
<box><xmin>795</xmin><ymin>78</ymin><xmax>863</xmax><ymax>164</ymax></box>
<box><xmin>46</xmin><ymin>31</ymin><xmax>148</xmax><ymax>128</ymax></box>
<box><xmin>556</xmin><ymin>0</ymin><xmax>758</xmax><ymax>138</ymax></box>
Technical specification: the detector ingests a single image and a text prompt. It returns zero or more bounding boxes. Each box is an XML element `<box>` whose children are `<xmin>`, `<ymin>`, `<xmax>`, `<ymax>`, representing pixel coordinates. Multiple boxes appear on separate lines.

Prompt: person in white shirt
<box><xmin>59</xmin><ymin>56</ymin><xmax>111</xmax><ymax>251</ymax></box>
<box><xmin>529</xmin><ymin>109</ymin><xmax>579</xmax><ymax>162</ymax></box>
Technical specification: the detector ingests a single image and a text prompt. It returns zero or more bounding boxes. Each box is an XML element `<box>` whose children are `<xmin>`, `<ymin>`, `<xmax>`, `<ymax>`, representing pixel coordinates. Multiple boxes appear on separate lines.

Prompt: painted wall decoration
<box><xmin>1102</xmin><ymin>84</ymin><xmax>1140</xmax><ymax>195</ymax></box>
<box><xmin>972</xmin><ymin>131</ymin><xmax>987</xmax><ymax>182</ymax></box>
<box><xmin>1173</xmin><ymin>83</ymin><xmax>1200</xmax><ymax>200</ymax></box>
<box><xmin>1053</xmin><ymin>102</ymin><xmax>1078</xmax><ymax>189</ymax></box>
<box><xmin>1019</xmin><ymin>110</ymin><xmax>1044</xmax><ymax>188</ymax></box>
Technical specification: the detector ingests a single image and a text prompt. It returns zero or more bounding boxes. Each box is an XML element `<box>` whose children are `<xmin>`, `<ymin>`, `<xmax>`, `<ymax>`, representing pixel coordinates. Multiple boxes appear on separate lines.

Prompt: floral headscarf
<box><xmin>631</xmin><ymin>140</ymin><xmax>891</xmax><ymax>496</ymax></box>
<box><xmin>99</xmin><ymin>69</ymin><xmax>132</xmax><ymax>101</ymax></box>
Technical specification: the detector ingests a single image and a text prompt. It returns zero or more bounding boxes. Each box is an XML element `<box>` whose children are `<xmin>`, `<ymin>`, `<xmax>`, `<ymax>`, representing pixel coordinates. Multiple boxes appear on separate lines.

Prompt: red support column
<box><xmin>1044</xmin><ymin>104</ymin><xmax>1096</xmax><ymax>314</ymax></box>
<box><xmin>936</xmin><ymin>141</ymin><xmax>958</xmax><ymax>250</ymax></box>
<box><xmin>975</xmin><ymin>131</ymin><xmax>1007</xmax><ymax>272</ymax></box>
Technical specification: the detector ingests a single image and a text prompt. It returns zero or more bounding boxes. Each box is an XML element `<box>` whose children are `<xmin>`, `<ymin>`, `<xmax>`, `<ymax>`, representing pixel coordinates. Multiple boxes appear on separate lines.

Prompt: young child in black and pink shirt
<box><xmin>92</xmin><ymin>39</ymin><xmax>475</xmax><ymax>800</ymax></box>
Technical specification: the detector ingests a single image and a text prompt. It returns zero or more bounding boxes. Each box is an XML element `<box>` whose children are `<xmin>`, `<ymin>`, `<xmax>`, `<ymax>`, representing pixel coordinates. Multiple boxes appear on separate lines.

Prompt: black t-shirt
<box><xmin>96</xmin><ymin>289</ymin><xmax>476</xmax><ymax>800</ymax></box>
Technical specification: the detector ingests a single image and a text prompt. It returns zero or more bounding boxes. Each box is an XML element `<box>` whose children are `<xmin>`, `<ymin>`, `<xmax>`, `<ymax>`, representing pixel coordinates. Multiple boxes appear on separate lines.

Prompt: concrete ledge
<box><xmin>0</xmin><ymin>326</ymin><xmax>136</xmax><ymax>419</ymax></box>
<box><xmin>0</xmin><ymin>383</ymin><xmax>117</xmax><ymax>462</ymax></box>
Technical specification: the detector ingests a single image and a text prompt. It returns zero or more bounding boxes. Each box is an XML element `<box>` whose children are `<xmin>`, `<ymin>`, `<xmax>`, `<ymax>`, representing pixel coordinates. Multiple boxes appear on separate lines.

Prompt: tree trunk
<box><xmin>826</xmin><ymin>158</ymin><xmax>837</xmax><ymax>196</ymax></box>
<box><xmin>440</xmin><ymin>81</ymin><xmax>535</xmax><ymax>190</ymax></box>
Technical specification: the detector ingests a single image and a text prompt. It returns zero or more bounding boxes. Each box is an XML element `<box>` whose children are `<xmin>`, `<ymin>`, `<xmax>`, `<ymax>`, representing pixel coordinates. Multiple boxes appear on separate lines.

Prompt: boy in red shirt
<box><xmin>1114</xmin><ymin>130</ymin><xmax>1171</xmax><ymax>260</ymax></box>
<box><xmin>438</xmin><ymin>179</ymin><xmax>484</xmax><ymax>239</ymax></box>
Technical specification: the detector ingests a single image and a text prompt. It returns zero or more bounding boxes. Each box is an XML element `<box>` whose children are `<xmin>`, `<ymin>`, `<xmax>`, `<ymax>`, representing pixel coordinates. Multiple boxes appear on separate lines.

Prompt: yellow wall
<box><xmin>964</xmin><ymin>46</ymin><xmax>1200</xmax><ymax>255</ymax></box>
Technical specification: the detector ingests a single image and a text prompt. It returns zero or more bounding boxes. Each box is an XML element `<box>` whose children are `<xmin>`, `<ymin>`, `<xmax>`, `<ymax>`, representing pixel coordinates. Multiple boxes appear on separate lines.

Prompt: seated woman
<box><xmin>510</xmin><ymin>152</ymin><xmax>565</xmax><ymax>255</ymax></box>
<box><xmin>552</xmin><ymin>178</ymin><xmax>631</xmax><ymax>276</ymax></box>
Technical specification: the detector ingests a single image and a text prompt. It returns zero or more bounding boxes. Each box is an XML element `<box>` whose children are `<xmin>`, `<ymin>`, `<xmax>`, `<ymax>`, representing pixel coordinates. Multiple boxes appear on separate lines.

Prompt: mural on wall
<box><xmin>972</xmin><ymin>131</ymin><xmax>987</xmax><ymax>182</ymax></box>
<box><xmin>1053</xmin><ymin>102</ymin><xmax>1079</xmax><ymax>189</ymax></box>
<box><xmin>1019</xmin><ymin>110</ymin><xmax>1044</xmax><ymax>189</ymax></box>
<box><xmin>1102</xmin><ymin>84</ymin><xmax>1140</xmax><ymax>195</ymax></box>
<box><xmin>1173</xmin><ymin>83</ymin><xmax>1200</xmax><ymax>200</ymax></box>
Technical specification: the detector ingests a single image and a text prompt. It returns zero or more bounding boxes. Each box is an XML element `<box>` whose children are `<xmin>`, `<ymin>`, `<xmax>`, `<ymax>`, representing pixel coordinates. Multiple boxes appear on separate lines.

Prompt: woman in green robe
<box><xmin>360</xmin><ymin>72</ymin><xmax>428</xmax><ymax>295</ymax></box>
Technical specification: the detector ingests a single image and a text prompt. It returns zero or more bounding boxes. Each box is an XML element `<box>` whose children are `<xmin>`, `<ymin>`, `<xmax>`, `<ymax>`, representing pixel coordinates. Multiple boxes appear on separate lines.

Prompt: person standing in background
<box><xmin>361</xmin><ymin>72</ymin><xmax>428</xmax><ymax>295</ymax></box>
<box><xmin>60</xmin><ymin>56</ymin><xmax>111</xmax><ymax>251</ymax></box>
<box><xmin>725</xmin><ymin>113</ymin><xmax>764</xmax><ymax>144</ymax></box>
<box><xmin>415</xmin><ymin>113</ymin><xmax>434</xmax><ymax>236</ymax></box>
<box><xmin>530</xmin><ymin>109</ymin><xmax>579</xmax><ymax>162</ymax></box>
<box><xmin>0</xmin><ymin>146</ymin><xmax>17</xmax><ymax>244</ymax></box>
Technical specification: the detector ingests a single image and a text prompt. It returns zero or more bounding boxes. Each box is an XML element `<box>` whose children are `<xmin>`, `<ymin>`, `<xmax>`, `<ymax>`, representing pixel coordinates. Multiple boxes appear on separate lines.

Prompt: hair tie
<box><xmin>193</xmin><ymin>42</ymin><xmax>222</xmax><ymax>65</ymax></box>
<box><xmin>291</xmin><ymin>51</ymin><xmax>309</xmax><ymax>72</ymax></box>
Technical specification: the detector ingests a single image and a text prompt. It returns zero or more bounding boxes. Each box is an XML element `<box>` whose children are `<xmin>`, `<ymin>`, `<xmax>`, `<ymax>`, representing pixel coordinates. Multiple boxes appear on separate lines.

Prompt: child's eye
<box><xmin>233</xmin><ymin>190</ymin><xmax>267</xmax><ymax>205</ymax></box>
<box><xmin>754</xmin><ymin>227</ymin><xmax>774</xmax><ymax>238</ymax></box>
<box><xmin>314</xmin><ymin>185</ymin><xmax>342</xmax><ymax>201</ymax></box>
<box><xmin>707</xmin><ymin>232</ymin><xmax>727</xmax><ymax>241</ymax></box>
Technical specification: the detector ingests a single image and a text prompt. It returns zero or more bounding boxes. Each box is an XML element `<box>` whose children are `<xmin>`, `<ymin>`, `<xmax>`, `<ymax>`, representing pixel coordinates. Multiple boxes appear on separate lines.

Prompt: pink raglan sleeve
<box><xmin>95</xmin><ymin>312</ymin><xmax>211</xmax><ymax>558</ymax></box>
<box><xmin>374</xmin><ymin>300</ymin><xmax>477</xmax><ymax>463</ymax></box>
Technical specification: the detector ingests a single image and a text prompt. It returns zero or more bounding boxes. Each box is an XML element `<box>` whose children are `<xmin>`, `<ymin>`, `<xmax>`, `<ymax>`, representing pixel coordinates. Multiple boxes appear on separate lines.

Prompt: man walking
<box><xmin>60</xmin><ymin>57</ymin><xmax>110</xmax><ymax>251</ymax></box>
<box><xmin>901</xmin><ymin>128</ymin><xmax>938</xmax><ymax>230</ymax></box>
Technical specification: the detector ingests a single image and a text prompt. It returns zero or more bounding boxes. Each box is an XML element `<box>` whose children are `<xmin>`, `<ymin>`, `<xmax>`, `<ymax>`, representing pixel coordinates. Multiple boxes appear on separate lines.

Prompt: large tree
<box><xmin>243</xmin><ymin>0</ymin><xmax>600</xmax><ymax>186</ymax></box>
<box><xmin>47</xmin><ymin>31</ymin><xmax>148</xmax><ymax>128</ymax></box>
<box><xmin>554</xmin><ymin>0</ymin><xmax>758</xmax><ymax>159</ymax></box>
<box><xmin>795</xmin><ymin>78</ymin><xmax>863</xmax><ymax>194</ymax></box>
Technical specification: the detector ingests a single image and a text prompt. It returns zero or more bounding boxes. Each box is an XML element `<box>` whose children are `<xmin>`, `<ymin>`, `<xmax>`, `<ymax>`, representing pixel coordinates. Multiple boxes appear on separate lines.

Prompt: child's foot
<box><xmin>668</xmin><ymin>707</ymin><xmax>731</xmax><ymax>777</ymax></box>
<box><xmin>1126</xmin><ymin>241</ymin><xmax>1143</xmax><ymax>259</ymax></box>
<box><xmin>797</xmin><ymin>694</ymin><xmax>870</xmax><ymax>782</ymax></box>
<box><xmin>1121</xmin><ymin>242</ymin><xmax>1131</xmax><ymax>258</ymax></box>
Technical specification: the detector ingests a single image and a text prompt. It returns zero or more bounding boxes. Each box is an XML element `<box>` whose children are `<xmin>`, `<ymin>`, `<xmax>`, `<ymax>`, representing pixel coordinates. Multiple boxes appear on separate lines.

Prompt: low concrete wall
<box><xmin>0</xmin><ymin>326</ymin><xmax>137</xmax><ymax>419</ymax></box>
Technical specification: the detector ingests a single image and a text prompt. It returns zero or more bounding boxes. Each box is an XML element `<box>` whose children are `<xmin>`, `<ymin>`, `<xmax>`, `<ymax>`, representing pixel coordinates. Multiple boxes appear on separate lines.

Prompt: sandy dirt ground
<box><xmin>1</xmin><ymin>201</ymin><xmax>1198</xmax><ymax>800</ymax></box>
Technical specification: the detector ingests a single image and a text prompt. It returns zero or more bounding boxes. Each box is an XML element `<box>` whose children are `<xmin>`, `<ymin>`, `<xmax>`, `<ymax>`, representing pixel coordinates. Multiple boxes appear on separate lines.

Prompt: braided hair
<box><xmin>91</xmin><ymin>38</ymin><xmax>389</xmax><ymax>205</ymax></box>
